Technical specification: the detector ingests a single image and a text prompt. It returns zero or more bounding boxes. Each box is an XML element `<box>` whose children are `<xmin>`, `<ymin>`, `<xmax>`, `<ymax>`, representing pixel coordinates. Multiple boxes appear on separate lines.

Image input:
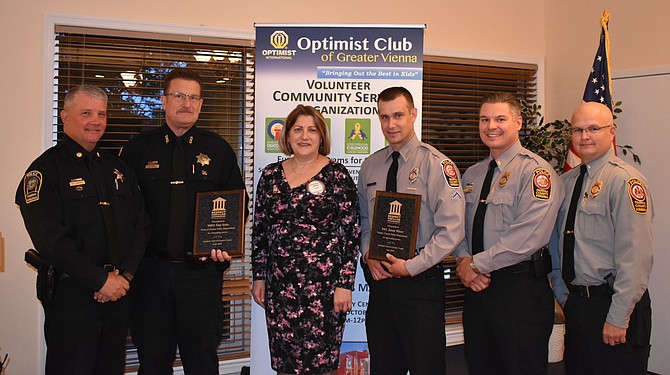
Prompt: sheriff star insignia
<box><xmin>196</xmin><ymin>153</ymin><xmax>211</xmax><ymax>166</ymax></box>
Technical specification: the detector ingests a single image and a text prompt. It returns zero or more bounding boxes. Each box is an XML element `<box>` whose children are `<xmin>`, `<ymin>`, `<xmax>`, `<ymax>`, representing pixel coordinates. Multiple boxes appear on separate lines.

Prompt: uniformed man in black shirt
<box><xmin>120</xmin><ymin>68</ymin><xmax>248</xmax><ymax>374</ymax></box>
<box><xmin>16</xmin><ymin>84</ymin><xmax>150</xmax><ymax>374</ymax></box>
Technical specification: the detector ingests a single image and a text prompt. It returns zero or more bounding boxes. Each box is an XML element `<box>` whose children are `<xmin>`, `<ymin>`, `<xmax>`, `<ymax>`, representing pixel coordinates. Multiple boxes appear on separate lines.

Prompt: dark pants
<box><xmin>43</xmin><ymin>278</ymin><xmax>130</xmax><ymax>375</ymax></box>
<box><xmin>130</xmin><ymin>257</ymin><xmax>224</xmax><ymax>375</ymax></box>
<box><xmin>364</xmin><ymin>264</ymin><xmax>446</xmax><ymax>375</ymax></box>
<box><xmin>564</xmin><ymin>289</ymin><xmax>651</xmax><ymax>375</ymax></box>
<box><xmin>463</xmin><ymin>268</ymin><xmax>554</xmax><ymax>375</ymax></box>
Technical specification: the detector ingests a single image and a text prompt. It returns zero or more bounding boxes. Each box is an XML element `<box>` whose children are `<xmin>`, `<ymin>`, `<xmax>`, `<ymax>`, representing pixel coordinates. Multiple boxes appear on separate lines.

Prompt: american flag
<box><xmin>565</xmin><ymin>10</ymin><xmax>614</xmax><ymax>172</ymax></box>
<box><xmin>583</xmin><ymin>11</ymin><xmax>613</xmax><ymax>111</ymax></box>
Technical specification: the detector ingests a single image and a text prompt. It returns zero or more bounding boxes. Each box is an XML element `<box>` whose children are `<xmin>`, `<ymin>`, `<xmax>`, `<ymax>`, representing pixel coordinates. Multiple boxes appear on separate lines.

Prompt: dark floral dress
<box><xmin>252</xmin><ymin>159</ymin><xmax>360</xmax><ymax>374</ymax></box>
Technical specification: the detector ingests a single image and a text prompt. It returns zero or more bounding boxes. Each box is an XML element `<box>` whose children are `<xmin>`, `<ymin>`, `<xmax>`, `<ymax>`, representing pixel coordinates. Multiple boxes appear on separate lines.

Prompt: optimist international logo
<box><xmin>270</xmin><ymin>31</ymin><xmax>289</xmax><ymax>49</ymax></box>
<box><xmin>262</xmin><ymin>30</ymin><xmax>297</xmax><ymax>59</ymax></box>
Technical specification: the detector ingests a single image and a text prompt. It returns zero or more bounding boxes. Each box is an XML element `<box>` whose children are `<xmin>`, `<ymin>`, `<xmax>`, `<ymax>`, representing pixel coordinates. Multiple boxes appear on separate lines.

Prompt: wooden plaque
<box><xmin>368</xmin><ymin>191</ymin><xmax>421</xmax><ymax>261</ymax></box>
<box><xmin>193</xmin><ymin>189</ymin><xmax>245</xmax><ymax>257</ymax></box>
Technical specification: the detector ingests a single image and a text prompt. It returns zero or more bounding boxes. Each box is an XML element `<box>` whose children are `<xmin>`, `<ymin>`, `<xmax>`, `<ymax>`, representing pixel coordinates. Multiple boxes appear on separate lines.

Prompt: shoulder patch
<box><xmin>532</xmin><ymin>168</ymin><xmax>552</xmax><ymax>200</ymax></box>
<box><xmin>627</xmin><ymin>178</ymin><xmax>648</xmax><ymax>214</ymax></box>
<box><xmin>23</xmin><ymin>170</ymin><xmax>43</xmax><ymax>204</ymax></box>
<box><xmin>441</xmin><ymin>159</ymin><xmax>460</xmax><ymax>188</ymax></box>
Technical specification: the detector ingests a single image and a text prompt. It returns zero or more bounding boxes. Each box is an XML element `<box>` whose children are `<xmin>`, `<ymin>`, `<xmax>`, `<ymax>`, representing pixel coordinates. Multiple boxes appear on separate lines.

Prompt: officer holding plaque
<box><xmin>120</xmin><ymin>68</ymin><xmax>248</xmax><ymax>374</ymax></box>
<box><xmin>358</xmin><ymin>87</ymin><xmax>465</xmax><ymax>374</ymax></box>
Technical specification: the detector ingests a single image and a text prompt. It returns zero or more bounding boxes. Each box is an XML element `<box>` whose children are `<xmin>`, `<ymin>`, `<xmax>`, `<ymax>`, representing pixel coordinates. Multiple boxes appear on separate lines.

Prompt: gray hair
<box><xmin>64</xmin><ymin>84</ymin><xmax>108</xmax><ymax>109</ymax></box>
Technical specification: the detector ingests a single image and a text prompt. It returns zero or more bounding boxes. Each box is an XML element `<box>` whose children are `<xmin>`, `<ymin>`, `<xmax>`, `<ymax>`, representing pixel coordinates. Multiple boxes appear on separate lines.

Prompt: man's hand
<box><xmin>456</xmin><ymin>256</ymin><xmax>491</xmax><ymax>292</ymax></box>
<box><xmin>365</xmin><ymin>252</ymin><xmax>393</xmax><ymax>281</ymax></box>
<box><xmin>603</xmin><ymin>321</ymin><xmax>627</xmax><ymax>346</ymax></box>
<box><xmin>251</xmin><ymin>280</ymin><xmax>266</xmax><ymax>309</ymax></box>
<box><xmin>95</xmin><ymin>270</ymin><xmax>130</xmax><ymax>302</ymax></box>
<box><xmin>384</xmin><ymin>254</ymin><xmax>411</xmax><ymax>277</ymax></box>
<box><xmin>199</xmin><ymin>249</ymin><xmax>232</xmax><ymax>262</ymax></box>
<box><xmin>468</xmin><ymin>274</ymin><xmax>491</xmax><ymax>292</ymax></box>
<box><xmin>334</xmin><ymin>287</ymin><xmax>353</xmax><ymax>313</ymax></box>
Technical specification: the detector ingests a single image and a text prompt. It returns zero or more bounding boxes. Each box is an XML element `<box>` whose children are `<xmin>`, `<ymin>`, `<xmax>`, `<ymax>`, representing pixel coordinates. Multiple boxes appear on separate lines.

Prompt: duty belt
<box><xmin>568</xmin><ymin>283</ymin><xmax>611</xmax><ymax>298</ymax></box>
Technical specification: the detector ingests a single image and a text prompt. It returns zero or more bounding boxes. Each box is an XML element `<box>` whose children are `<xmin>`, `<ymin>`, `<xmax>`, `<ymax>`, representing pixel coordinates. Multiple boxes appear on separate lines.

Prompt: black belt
<box><xmin>412</xmin><ymin>264</ymin><xmax>443</xmax><ymax>281</ymax></box>
<box><xmin>146</xmin><ymin>247</ymin><xmax>186</xmax><ymax>263</ymax></box>
<box><xmin>491</xmin><ymin>260</ymin><xmax>533</xmax><ymax>276</ymax></box>
<box><xmin>568</xmin><ymin>283</ymin><xmax>611</xmax><ymax>298</ymax></box>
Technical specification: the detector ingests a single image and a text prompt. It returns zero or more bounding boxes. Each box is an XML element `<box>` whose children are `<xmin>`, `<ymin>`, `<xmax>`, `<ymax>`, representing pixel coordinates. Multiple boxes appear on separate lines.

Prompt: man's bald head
<box><xmin>570</xmin><ymin>102</ymin><xmax>616</xmax><ymax>164</ymax></box>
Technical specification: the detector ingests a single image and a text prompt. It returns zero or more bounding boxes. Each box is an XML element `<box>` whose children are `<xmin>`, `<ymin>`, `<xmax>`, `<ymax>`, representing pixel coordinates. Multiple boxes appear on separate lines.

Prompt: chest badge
<box><xmin>499</xmin><ymin>171</ymin><xmax>510</xmax><ymax>187</ymax></box>
<box><xmin>113</xmin><ymin>168</ymin><xmax>125</xmax><ymax>190</ymax></box>
<box><xmin>196</xmin><ymin>153</ymin><xmax>211</xmax><ymax>166</ymax></box>
<box><xmin>590</xmin><ymin>180</ymin><xmax>603</xmax><ymax>198</ymax></box>
<box><xmin>409</xmin><ymin>167</ymin><xmax>419</xmax><ymax>184</ymax></box>
<box><xmin>113</xmin><ymin>169</ymin><xmax>125</xmax><ymax>183</ymax></box>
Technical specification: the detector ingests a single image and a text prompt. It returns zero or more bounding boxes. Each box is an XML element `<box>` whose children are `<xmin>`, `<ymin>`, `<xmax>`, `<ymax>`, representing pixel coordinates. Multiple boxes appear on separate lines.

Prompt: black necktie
<box><xmin>562</xmin><ymin>164</ymin><xmax>588</xmax><ymax>285</ymax></box>
<box><xmin>386</xmin><ymin>151</ymin><xmax>400</xmax><ymax>192</ymax></box>
<box><xmin>86</xmin><ymin>154</ymin><xmax>120</xmax><ymax>265</ymax></box>
<box><xmin>472</xmin><ymin>159</ymin><xmax>497</xmax><ymax>255</ymax></box>
<box><xmin>166</xmin><ymin>137</ymin><xmax>187</xmax><ymax>259</ymax></box>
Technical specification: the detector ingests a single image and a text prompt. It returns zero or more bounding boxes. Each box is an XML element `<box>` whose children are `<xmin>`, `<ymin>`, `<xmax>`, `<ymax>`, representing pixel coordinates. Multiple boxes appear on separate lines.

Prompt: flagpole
<box><xmin>602</xmin><ymin>10</ymin><xmax>612</xmax><ymax>102</ymax></box>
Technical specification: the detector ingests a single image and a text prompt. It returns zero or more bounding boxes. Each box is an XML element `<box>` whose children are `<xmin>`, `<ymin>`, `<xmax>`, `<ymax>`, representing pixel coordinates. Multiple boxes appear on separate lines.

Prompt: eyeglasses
<box><xmin>570</xmin><ymin>125</ymin><xmax>612</xmax><ymax>135</ymax></box>
<box><xmin>166</xmin><ymin>92</ymin><xmax>202</xmax><ymax>102</ymax></box>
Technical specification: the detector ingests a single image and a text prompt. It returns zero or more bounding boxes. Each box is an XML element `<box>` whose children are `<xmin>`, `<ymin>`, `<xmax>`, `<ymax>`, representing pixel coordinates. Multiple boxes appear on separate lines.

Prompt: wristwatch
<box><xmin>120</xmin><ymin>269</ymin><xmax>134</xmax><ymax>282</ymax></box>
<box><xmin>469</xmin><ymin>261</ymin><xmax>480</xmax><ymax>274</ymax></box>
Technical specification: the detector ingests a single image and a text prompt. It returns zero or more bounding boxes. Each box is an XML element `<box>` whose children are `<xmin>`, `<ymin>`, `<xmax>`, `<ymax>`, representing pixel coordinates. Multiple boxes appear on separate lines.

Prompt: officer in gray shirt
<box><xmin>549</xmin><ymin>102</ymin><xmax>653</xmax><ymax>374</ymax></box>
<box><xmin>455</xmin><ymin>92</ymin><xmax>563</xmax><ymax>375</ymax></box>
<box><xmin>358</xmin><ymin>87</ymin><xmax>465</xmax><ymax>375</ymax></box>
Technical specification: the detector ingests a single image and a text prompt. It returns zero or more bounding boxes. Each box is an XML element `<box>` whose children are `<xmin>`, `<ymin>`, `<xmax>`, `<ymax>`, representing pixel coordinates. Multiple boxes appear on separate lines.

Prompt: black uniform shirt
<box><xmin>16</xmin><ymin>135</ymin><xmax>150</xmax><ymax>291</ymax></box>
<box><xmin>120</xmin><ymin>124</ymin><xmax>248</xmax><ymax>259</ymax></box>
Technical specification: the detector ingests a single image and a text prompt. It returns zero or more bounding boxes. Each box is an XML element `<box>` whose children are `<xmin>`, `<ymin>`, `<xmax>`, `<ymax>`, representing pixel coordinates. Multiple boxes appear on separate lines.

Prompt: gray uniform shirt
<box><xmin>358</xmin><ymin>135</ymin><xmax>465</xmax><ymax>276</ymax></box>
<box><xmin>455</xmin><ymin>141</ymin><xmax>564</xmax><ymax>274</ymax></box>
<box><xmin>549</xmin><ymin>148</ymin><xmax>653</xmax><ymax>328</ymax></box>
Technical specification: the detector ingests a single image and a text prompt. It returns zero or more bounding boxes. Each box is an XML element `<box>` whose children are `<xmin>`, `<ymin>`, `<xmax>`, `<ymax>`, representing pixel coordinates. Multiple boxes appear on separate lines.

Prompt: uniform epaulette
<box><xmin>609</xmin><ymin>157</ymin><xmax>642</xmax><ymax>179</ymax></box>
<box><xmin>369</xmin><ymin>145</ymin><xmax>390</xmax><ymax>157</ymax></box>
<box><xmin>196</xmin><ymin>127</ymin><xmax>222</xmax><ymax>138</ymax></box>
<box><xmin>131</xmin><ymin>126</ymin><xmax>164</xmax><ymax>140</ymax></box>
<box><xmin>419</xmin><ymin>142</ymin><xmax>446</xmax><ymax>159</ymax></box>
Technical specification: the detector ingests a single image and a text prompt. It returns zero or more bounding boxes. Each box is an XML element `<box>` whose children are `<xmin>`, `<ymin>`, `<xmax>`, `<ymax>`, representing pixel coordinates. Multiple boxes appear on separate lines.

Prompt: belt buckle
<box><xmin>102</xmin><ymin>264</ymin><xmax>117</xmax><ymax>272</ymax></box>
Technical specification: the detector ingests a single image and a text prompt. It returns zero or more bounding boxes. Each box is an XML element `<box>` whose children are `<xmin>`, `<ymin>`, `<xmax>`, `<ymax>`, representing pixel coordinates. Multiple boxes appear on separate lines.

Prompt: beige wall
<box><xmin>545</xmin><ymin>1</ymin><xmax>670</xmax><ymax>120</ymax></box>
<box><xmin>0</xmin><ymin>0</ymin><xmax>667</xmax><ymax>373</ymax></box>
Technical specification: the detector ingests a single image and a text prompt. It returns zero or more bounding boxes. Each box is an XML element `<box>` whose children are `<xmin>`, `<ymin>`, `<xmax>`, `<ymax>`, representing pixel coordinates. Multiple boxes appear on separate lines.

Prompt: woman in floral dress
<box><xmin>252</xmin><ymin>105</ymin><xmax>360</xmax><ymax>375</ymax></box>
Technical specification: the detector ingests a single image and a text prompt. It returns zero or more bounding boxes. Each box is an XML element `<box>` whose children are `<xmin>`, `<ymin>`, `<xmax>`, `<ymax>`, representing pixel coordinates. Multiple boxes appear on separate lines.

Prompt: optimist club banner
<box><xmin>251</xmin><ymin>24</ymin><xmax>424</xmax><ymax>375</ymax></box>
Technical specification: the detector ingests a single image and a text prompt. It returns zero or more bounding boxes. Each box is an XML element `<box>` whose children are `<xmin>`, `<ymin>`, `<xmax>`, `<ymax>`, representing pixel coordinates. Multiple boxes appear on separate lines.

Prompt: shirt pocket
<box><xmin>139</xmin><ymin>164</ymin><xmax>169</xmax><ymax>184</ymax></box>
<box><xmin>62</xmin><ymin>184</ymin><xmax>99</xmax><ymax>228</ymax></box>
<box><xmin>188</xmin><ymin>172</ymin><xmax>216</xmax><ymax>191</ymax></box>
<box><xmin>580</xmin><ymin>200</ymin><xmax>608</xmax><ymax>242</ymax></box>
<box><xmin>465</xmin><ymin>190</ymin><xmax>478</xmax><ymax>212</ymax></box>
<box><xmin>365</xmin><ymin>185</ymin><xmax>378</xmax><ymax>206</ymax></box>
<box><xmin>488</xmin><ymin>189</ymin><xmax>515</xmax><ymax>232</ymax></box>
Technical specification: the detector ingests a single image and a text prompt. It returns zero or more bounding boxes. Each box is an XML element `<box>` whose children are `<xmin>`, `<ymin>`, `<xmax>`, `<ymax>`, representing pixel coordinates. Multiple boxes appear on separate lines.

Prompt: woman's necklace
<box><xmin>290</xmin><ymin>155</ymin><xmax>319</xmax><ymax>175</ymax></box>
